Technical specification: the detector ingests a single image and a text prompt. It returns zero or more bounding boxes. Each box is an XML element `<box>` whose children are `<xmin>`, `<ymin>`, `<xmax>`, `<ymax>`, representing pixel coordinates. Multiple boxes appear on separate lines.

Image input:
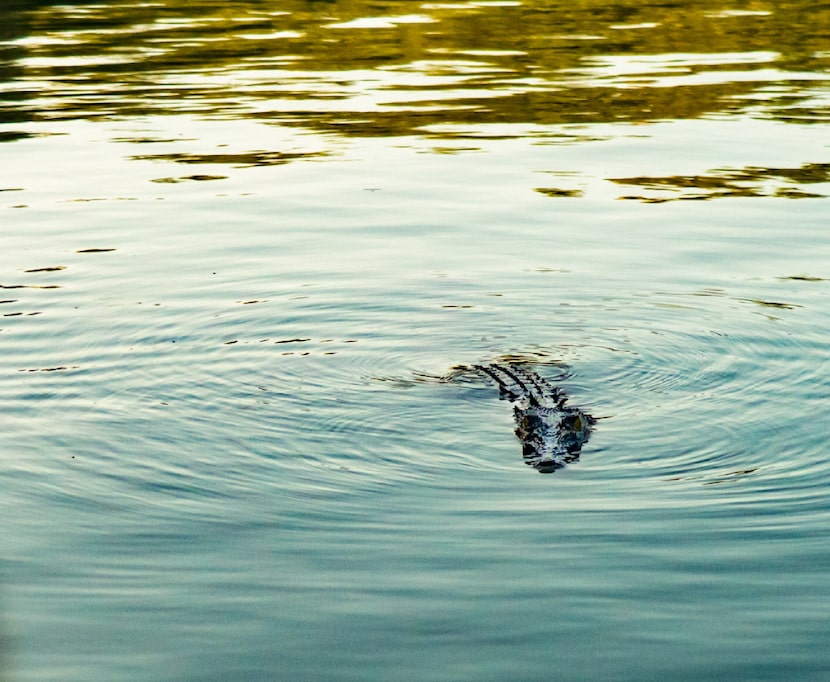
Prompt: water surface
<box><xmin>2</xmin><ymin>1</ymin><xmax>829</xmax><ymax>680</ymax></box>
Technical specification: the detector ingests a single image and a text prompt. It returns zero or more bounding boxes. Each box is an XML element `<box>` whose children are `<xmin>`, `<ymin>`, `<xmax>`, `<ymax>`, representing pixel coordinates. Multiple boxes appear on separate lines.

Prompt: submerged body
<box><xmin>474</xmin><ymin>363</ymin><xmax>594</xmax><ymax>473</ymax></box>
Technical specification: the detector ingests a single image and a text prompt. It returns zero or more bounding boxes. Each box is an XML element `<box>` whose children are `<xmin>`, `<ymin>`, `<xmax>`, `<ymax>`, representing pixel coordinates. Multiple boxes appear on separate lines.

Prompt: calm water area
<box><xmin>1</xmin><ymin>0</ymin><xmax>829</xmax><ymax>679</ymax></box>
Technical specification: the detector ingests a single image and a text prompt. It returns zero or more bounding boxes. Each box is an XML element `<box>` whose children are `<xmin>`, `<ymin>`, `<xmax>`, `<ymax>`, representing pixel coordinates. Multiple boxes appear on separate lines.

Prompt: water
<box><xmin>2</xmin><ymin>1</ymin><xmax>829</xmax><ymax>679</ymax></box>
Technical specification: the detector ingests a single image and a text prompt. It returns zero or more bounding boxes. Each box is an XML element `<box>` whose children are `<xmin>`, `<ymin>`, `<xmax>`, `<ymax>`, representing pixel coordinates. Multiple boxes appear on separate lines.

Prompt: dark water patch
<box><xmin>772</xmin><ymin>106</ymin><xmax>830</xmax><ymax>124</ymax></box>
<box><xmin>429</xmin><ymin>145</ymin><xmax>484</xmax><ymax>155</ymax></box>
<box><xmin>24</xmin><ymin>266</ymin><xmax>66</xmax><ymax>273</ymax></box>
<box><xmin>221</xmin><ymin>337</ymin><xmax>359</xmax><ymax>346</ymax></box>
<box><xmin>739</xmin><ymin>161</ymin><xmax>830</xmax><ymax>184</ymax></box>
<box><xmin>0</xmin><ymin>284</ymin><xmax>60</xmax><ymax>289</ymax></box>
<box><xmin>150</xmin><ymin>174</ymin><xmax>227</xmax><ymax>183</ymax></box>
<box><xmin>774</xmin><ymin>187</ymin><xmax>825</xmax><ymax>198</ymax></box>
<box><xmin>534</xmin><ymin>187</ymin><xmax>584</xmax><ymax>197</ymax></box>
<box><xmin>778</xmin><ymin>275</ymin><xmax>826</xmax><ymax>282</ymax></box>
<box><xmin>132</xmin><ymin>150</ymin><xmax>327</xmax><ymax>167</ymax></box>
<box><xmin>738</xmin><ymin>298</ymin><xmax>802</xmax><ymax>310</ymax></box>
<box><xmin>611</xmin><ymin>161</ymin><xmax>830</xmax><ymax>201</ymax></box>
<box><xmin>111</xmin><ymin>136</ymin><xmax>198</xmax><ymax>144</ymax></box>
<box><xmin>0</xmin><ymin>130</ymin><xmax>32</xmax><ymax>142</ymax></box>
<box><xmin>18</xmin><ymin>366</ymin><xmax>80</xmax><ymax>373</ymax></box>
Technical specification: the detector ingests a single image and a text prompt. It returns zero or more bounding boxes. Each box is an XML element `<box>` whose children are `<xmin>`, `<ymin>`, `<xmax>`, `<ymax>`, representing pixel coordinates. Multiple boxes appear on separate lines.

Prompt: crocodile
<box><xmin>474</xmin><ymin>362</ymin><xmax>595</xmax><ymax>473</ymax></box>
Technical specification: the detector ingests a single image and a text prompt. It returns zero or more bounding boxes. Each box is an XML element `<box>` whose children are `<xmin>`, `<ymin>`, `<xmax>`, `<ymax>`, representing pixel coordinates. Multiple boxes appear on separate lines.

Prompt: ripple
<box><xmin>3</xmin><ymin>253</ymin><xmax>826</xmax><ymax>513</ymax></box>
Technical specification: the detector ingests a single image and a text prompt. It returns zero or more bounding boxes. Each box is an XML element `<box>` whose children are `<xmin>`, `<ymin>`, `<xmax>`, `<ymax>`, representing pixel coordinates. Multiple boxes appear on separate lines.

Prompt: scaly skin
<box><xmin>474</xmin><ymin>363</ymin><xmax>594</xmax><ymax>474</ymax></box>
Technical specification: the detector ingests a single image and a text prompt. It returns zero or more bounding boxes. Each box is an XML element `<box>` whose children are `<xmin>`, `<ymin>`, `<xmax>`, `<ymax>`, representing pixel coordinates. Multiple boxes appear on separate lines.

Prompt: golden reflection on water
<box><xmin>1</xmin><ymin>1</ymin><xmax>828</xmax><ymax>200</ymax></box>
<box><xmin>611</xmin><ymin>162</ymin><xmax>830</xmax><ymax>202</ymax></box>
<box><xmin>3</xmin><ymin>0</ymin><xmax>828</xmax><ymax>129</ymax></box>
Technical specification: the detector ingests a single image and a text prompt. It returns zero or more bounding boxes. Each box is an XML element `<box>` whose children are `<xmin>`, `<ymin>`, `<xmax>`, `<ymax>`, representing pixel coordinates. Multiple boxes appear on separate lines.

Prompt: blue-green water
<box><xmin>2</xmin><ymin>1</ymin><xmax>829</xmax><ymax>679</ymax></box>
